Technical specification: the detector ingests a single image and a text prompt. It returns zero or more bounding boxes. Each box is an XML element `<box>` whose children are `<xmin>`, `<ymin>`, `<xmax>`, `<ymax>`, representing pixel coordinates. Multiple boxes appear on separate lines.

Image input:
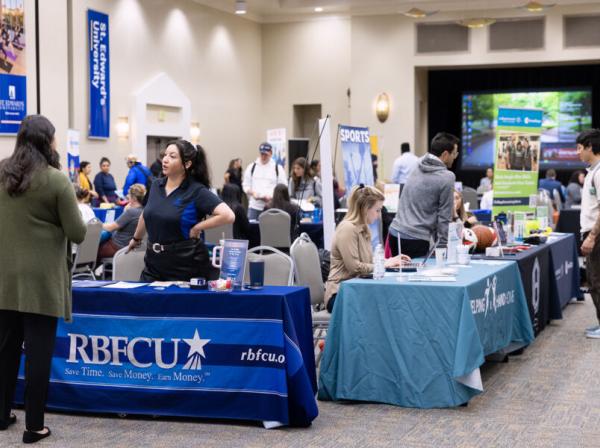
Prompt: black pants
<box><xmin>388</xmin><ymin>233</ymin><xmax>430</xmax><ymax>259</ymax></box>
<box><xmin>141</xmin><ymin>239</ymin><xmax>218</xmax><ymax>282</ymax></box>
<box><xmin>583</xmin><ymin>232</ymin><xmax>600</xmax><ymax>324</ymax></box>
<box><xmin>0</xmin><ymin>311</ymin><xmax>57</xmax><ymax>431</ymax></box>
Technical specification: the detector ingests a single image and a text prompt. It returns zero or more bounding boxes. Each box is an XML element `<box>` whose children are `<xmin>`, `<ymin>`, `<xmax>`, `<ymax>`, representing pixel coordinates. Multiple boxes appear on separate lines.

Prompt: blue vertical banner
<box><xmin>339</xmin><ymin>125</ymin><xmax>374</xmax><ymax>190</ymax></box>
<box><xmin>0</xmin><ymin>0</ymin><xmax>26</xmax><ymax>134</ymax></box>
<box><xmin>88</xmin><ymin>9</ymin><xmax>110</xmax><ymax>139</ymax></box>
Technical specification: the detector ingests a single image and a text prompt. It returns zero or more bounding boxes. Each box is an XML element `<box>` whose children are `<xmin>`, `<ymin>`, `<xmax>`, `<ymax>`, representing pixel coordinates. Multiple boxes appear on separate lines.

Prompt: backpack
<box><xmin>251</xmin><ymin>162</ymin><xmax>279</xmax><ymax>178</ymax></box>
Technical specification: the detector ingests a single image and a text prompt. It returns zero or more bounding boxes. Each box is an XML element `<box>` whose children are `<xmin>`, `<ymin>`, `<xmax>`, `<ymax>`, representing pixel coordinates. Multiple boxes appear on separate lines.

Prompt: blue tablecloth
<box><xmin>16</xmin><ymin>285</ymin><xmax>318</xmax><ymax>427</ymax></box>
<box><xmin>472</xmin><ymin>209</ymin><xmax>492</xmax><ymax>222</ymax></box>
<box><xmin>318</xmin><ymin>261</ymin><xmax>534</xmax><ymax>408</ymax></box>
<box><xmin>547</xmin><ymin>233</ymin><xmax>582</xmax><ymax>309</ymax></box>
<box><xmin>93</xmin><ymin>206</ymin><xmax>124</xmax><ymax>223</ymax></box>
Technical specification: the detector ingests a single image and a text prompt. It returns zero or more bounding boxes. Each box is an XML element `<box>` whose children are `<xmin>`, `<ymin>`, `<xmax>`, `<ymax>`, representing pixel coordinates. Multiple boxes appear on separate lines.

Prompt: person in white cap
<box><xmin>242</xmin><ymin>142</ymin><xmax>287</xmax><ymax>220</ymax></box>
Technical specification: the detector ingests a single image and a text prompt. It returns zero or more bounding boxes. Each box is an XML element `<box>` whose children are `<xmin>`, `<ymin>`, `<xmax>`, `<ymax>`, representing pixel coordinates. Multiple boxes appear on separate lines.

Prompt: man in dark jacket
<box><xmin>388</xmin><ymin>132</ymin><xmax>459</xmax><ymax>258</ymax></box>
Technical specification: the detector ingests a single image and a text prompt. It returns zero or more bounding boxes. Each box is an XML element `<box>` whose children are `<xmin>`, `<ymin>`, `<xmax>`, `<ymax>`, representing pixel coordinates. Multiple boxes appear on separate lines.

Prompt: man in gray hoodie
<box><xmin>388</xmin><ymin>132</ymin><xmax>459</xmax><ymax>259</ymax></box>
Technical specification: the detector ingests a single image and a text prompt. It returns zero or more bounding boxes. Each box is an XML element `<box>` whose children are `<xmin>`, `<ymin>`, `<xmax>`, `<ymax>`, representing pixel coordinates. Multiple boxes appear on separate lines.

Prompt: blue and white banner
<box><xmin>87</xmin><ymin>9</ymin><xmax>110</xmax><ymax>139</ymax></box>
<box><xmin>0</xmin><ymin>0</ymin><xmax>26</xmax><ymax>134</ymax></box>
<box><xmin>340</xmin><ymin>125</ymin><xmax>374</xmax><ymax>190</ymax></box>
<box><xmin>67</xmin><ymin>129</ymin><xmax>80</xmax><ymax>182</ymax></box>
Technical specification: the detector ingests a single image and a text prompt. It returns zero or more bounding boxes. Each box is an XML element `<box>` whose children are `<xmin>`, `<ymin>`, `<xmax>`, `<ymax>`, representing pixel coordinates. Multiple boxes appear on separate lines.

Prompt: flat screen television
<box><xmin>461</xmin><ymin>89</ymin><xmax>592</xmax><ymax>170</ymax></box>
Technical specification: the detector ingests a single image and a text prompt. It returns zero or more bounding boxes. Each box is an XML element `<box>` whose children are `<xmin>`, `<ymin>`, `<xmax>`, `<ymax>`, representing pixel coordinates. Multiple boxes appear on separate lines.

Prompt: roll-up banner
<box><xmin>88</xmin><ymin>9</ymin><xmax>110</xmax><ymax>139</ymax></box>
<box><xmin>0</xmin><ymin>0</ymin><xmax>26</xmax><ymax>134</ymax></box>
<box><xmin>492</xmin><ymin>107</ymin><xmax>542</xmax><ymax>216</ymax></box>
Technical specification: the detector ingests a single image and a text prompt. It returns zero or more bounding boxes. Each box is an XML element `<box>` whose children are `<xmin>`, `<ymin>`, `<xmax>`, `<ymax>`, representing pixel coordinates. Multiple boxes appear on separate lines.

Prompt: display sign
<box><xmin>67</xmin><ymin>129</ymin><xmax>80</xmax><ymax>182</ymax></box>
<box><xmin>0</xmin><ymin>0</ymin><xmax>26</xmax><ymax>134</ymax></box>
<box><xmin>267</xmin><ymin>128</ymin><xmax>286</xmax><ymax>169</ymax></box>
<box><xmin>340</xmin><ymin>125</ymin><xmax>374</xmax><ymax>190</ymax></box>
<box><xmin>492</xmin><ymin>107</ymin><xmax>542</xmax><ymax>216</ymax></box>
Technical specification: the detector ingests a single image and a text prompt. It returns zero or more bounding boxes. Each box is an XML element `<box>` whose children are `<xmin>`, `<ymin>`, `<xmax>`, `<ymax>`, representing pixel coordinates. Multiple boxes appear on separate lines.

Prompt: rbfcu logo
<box><xmin>8</xmin><ymin>85</ymin><xmax>15</xmax><ymax>100</ymax></box>
<box><xmin>66</xmin><ymin>329</ymin><xmax>210</xmax><ymax>371</ymax></box>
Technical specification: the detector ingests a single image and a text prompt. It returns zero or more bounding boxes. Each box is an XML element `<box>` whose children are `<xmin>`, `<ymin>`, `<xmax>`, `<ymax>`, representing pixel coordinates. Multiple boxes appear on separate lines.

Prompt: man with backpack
<box><xmin>123</xmin><ymin>154</ymin><xmax>153</xmax><ymax>196</ymax></box>
<box><xmin>242</xmin><ymin>142</ymin><xmax>287</xmax><ymax>220</ymax></box>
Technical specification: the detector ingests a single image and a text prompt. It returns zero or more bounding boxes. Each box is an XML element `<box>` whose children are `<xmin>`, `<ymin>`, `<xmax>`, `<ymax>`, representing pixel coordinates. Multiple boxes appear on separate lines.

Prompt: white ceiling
<box><xmin>191</xmin><ymin>0</ymin><xmax>600</xmax><ymax>22</ymax></box>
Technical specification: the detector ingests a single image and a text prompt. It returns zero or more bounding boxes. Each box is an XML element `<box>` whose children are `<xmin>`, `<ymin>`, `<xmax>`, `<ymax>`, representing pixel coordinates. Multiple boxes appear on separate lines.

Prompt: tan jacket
<box><xmin>325</xmin><ymin>220</ymin><xmax>373</xmax><ymax>306</ymax></box>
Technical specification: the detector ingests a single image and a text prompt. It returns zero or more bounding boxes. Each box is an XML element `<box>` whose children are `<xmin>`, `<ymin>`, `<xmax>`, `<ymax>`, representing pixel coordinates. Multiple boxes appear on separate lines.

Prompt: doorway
<box><xmin>146</xmin><ymin>135</ymin><xmax>179</xmax><ymax>166</ymax></box>
<box><xmin>293</xmin><ymin>104</ymin><xmax>322</xmax><ymax>159</ymax></box>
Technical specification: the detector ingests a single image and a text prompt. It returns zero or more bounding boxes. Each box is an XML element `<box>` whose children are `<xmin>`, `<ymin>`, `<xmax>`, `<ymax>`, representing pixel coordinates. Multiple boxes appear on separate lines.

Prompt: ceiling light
<box><xmin>457</xmin><ymin>18</ymin><xmax>496</xmax><ymax>28</ymax></box>
<box><xmin>235</xmin><ymin>0</ymin><xmax>246</xmax><ymax>15</ymax></box>
<box><xmin>314</xmin><ymin>7</ymin><xmax>323</xmax><ymax>13</ymax></box>
<box><xmin>403</xmin><ymin>7</ymin><xmax>438</xmax><ymax>19</ymax></box>
<box><xmin>520</xmin><ymin>1</ymin><xmax>555</xmax><ymax>12</ymax></box>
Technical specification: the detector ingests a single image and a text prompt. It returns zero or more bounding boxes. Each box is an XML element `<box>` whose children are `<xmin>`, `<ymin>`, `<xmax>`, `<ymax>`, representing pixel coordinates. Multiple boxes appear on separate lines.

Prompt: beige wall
<box><xmin>261</xmin><ymin>17</ymin><xmax>351</xmax><ymax>177</ymax></box>
<box><xmin>69</xmin><ymin>0</ymin><xmax>263</xmax><ymax>186</ymax></box>
<box><xmin>1</xmin><ymin>0</ymin><xmax>263</xmax><ymax>190</ymax></box>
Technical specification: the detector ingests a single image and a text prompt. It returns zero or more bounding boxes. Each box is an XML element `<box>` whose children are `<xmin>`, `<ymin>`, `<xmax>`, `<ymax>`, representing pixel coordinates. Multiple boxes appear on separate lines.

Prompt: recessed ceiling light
<box><xmin>235</xmin><ymin>0</ymin><xmax>247</xmax><ymax>15</ymax></box>
<box><xmin>314</xmin><ymin>7</ymin><xmax>323</xmax><ymax>13</ymax></box>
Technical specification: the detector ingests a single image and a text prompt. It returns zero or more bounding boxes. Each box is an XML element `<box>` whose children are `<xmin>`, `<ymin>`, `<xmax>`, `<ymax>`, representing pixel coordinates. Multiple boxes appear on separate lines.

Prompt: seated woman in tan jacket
<box><xmin>325</xmin><ymin>185</ymin><xmax>410</xmax><ymax>312</ymax></box>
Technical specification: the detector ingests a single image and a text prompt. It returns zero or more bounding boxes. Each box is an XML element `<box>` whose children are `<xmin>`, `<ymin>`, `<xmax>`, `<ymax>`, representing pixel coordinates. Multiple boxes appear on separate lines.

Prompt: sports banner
<box><xmin>492</xmin><ymin>107</ymin><xmax>542</xmax><ymax>216</ymax></box>
<box><xmin>0</xmin><ymin>0</ymin><xmax>26</xmax><ymax>134</ymax></box>
<box><xmin>340</xmin><ymin>125</ymin><xmax>374</xmax><ymax>190</ymax></box>
<box><xmin>88</xmin><ymin>9</ymin><xmax>110</xmax><ymax>138</ymax></box>
<box><xmin>267</xmin><ymin>128</ymin><xmax>286</xmax><ymax>169</ymax></box>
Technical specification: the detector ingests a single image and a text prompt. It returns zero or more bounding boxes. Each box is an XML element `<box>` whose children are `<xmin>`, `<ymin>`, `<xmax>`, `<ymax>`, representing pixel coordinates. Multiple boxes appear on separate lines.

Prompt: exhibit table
<box><xmin>318</xmin><ymin>260</ymin><xmax>534</xmax><ymax>408</ymax></box>
<box><xmin>93</xmin><ymin>206</ymin><xmax>124</xmax><ymax>223</ymax></box>
<box><xmin>16</xmin><ymin>285</ymin><xmax>318</xmax><ymax>427</ymax></box>
<box><xmin>474</xmin><ymin>233</ymin><xmax>580</xmax><ymax>334</ymax></box>
<box><xmin>556</xmin><ymin>209</ymin><xmax>581</xmax><ymax>254</ymax></box>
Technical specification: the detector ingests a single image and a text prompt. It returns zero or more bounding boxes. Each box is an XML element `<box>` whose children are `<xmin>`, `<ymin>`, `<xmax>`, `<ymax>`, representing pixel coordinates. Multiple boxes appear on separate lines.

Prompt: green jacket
<box><xmin>0</xmin><ymin>166</ymin><xmax>87</xmax><ymax>321</ymax></box>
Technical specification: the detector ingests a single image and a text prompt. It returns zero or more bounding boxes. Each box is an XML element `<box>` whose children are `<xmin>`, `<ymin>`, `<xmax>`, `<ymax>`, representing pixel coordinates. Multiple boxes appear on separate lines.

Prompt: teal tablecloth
<box><xmin>318</xmin><ymin>260</ymin><xmax>534</xmax><ymax>408</ymax></box>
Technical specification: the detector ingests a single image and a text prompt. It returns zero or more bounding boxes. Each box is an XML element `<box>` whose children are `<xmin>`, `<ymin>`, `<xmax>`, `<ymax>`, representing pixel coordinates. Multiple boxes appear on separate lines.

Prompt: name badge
<box><xmin>591</xmin><ymin>187</ymin><xmax>597</xmax><ymax>196</ymax></box>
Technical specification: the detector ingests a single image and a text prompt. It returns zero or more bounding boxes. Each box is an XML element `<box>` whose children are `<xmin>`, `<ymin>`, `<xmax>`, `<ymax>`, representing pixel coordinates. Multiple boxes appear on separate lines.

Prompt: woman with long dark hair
<box><xmin>93</xmin><ymin>157</ymin><xmax>118</xmax><ymax>203</ymax></box>
<box><xmin>128</xmin><ymin>139</ymin><xmax>234</xmax><ymax>281</ymax></box>
<box><xmin>565</xmin><ymin>170</ymin><xmax>585</xmax><ymax>209</ymax></box>
<box><xmin>221</xmin><ymin>183</ymin><xmax>250</xmax><ymax>240</ymax></box>
<box><xmin>0</xmin><ymin>115</ymin><xmax>87</xmax><ymax>443</ymax></box>
<box><xmin>224</xmin><ymin>158</ymin><xmax>243</xmax><ymax>190</ymax></box>
<box><xmin>78</xmin><ymin>161</ymin><xmax>98</xmax><ymax>202</ymax></box>
<box><xmin>289</xmin><ymin>157</ymin><xmax>322</xmax><ymax>204</ymax></box>
<box><xmin>264</xmin><ymin>183</ymin><xmax>301</xmax><ymax>239</ymax></box>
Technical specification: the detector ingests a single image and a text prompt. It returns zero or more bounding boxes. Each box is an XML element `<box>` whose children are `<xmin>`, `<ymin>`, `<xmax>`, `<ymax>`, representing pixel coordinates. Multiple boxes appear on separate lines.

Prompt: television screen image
<box><xmin>461</xmin><ymin>90</ymin><xmax>592</xmax><ymax>170</ymax></box>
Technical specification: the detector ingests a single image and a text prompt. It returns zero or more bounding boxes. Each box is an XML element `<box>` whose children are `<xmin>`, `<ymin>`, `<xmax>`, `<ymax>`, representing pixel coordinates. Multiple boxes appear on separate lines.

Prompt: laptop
<box><xmin>387</xmin><ymin>236</ymin><xmax>439</xmax><ymax>272</ymax></box>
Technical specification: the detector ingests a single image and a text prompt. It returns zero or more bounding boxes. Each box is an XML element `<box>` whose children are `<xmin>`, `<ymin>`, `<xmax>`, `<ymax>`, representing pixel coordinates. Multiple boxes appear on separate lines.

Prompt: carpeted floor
<box><xmin>3</xmin><ymin>297</ymin><xmax>599</xmax><ymax>447</ymax></box>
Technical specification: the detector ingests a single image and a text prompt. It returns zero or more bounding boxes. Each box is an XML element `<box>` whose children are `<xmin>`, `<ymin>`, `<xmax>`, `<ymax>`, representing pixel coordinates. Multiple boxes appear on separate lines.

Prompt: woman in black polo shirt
<box><xmin>128</xmin><ymin>140</ymin><xmax>234</xmax><ymax>281</ymax></box>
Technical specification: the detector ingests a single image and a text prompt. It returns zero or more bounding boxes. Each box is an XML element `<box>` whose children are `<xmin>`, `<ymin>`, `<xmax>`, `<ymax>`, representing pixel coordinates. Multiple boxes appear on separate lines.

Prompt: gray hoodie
<box><xmin>390</xmin><ymin>153</ymin><xmax>455</xmax><ymax>245</ymax></box>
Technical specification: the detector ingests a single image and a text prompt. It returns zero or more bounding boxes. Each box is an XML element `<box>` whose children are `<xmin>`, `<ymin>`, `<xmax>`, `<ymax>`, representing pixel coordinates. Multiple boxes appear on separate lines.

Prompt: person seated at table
<box><xmin>220</xmin><ymin>183</ymin><xmax>250</xmax><ymax>240</ymax></box>
<box><xmin>289</xmin><ymin>157</ymin><xmax>322</xmax><ymax>205</ymax></box>
<box><xmin>478</xmin><ymin>167</ymin><xmax>493</xmax><ymax>193</ymax></box>
<box><xmin>325</xmin><ymin>185</ymin><xmax>411</xmax><ymax>313</ymax></box>
<box><xmin>565</xmin><ymin>170</ymin><xmax>585</xmax><ymax>209</ymax></box>
<box><xmin>128</xmin><ymin>140</ymin><xmax>234</xmax><ymax>281</ymax></box>
<box><xmin>310</xmin><ymin>159</ymin><xmax>321</xmax><ymax>181</ymax></box>
<box><xmin>98</xmin><ymin>183</ymin><xmax>146</xmax><ymax>259</ymax></box>
<box><xmin>78</xmin><ymin>161</ymin><xmax>98</xmax><ymax>203</ymax></box>
<box><xmin>75</xmin><ymin>186</ymin><xmax>96</xmax><ymax>223</ymax></box>
<box><xmin>93</xmin><ymin>157</ymin><xmax>118</xmax><ymax>204</ymax></box>
<box><xmin>263</xmin><ymin>183</ymin><xmax>301</xmax><ymax>239</ymax></box>
<box><xmin>453</xmin><ymin>189</ymin><xmax>478</xmax><ymax>228</ymax></box>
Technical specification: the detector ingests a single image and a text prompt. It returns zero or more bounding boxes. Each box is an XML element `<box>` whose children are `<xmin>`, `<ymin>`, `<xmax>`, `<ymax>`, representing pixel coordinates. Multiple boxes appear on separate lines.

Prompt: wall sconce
<box><xmin>190</xmin><ymin>122</ymin><xmax>201</xmax><ymax>143</ymax></box>
<box><xmin>375</xmin><ymin>93</ymin><xmax>390</xmax><ymax>123</ymax></box>
<box><xmin>116</xmin><ymin>116</ymin><xmax>129</xmax><ymax>138</ymax></box>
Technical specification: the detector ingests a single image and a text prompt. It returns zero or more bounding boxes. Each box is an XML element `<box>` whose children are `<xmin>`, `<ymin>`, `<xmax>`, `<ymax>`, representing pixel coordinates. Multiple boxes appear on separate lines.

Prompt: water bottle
<box><xmin>373</xmin><ymin>244</ymin><xmax>385</xmax><ymax>280</ymax></box>
<box><xmin>312</xmin><ymin>205</ymin><xmax>321</xmax><ymax>223</ymax></box>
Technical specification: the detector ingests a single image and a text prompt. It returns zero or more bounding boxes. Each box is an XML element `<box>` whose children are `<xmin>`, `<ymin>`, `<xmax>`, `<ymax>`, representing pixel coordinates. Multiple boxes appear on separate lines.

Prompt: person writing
<box><xmin>128</xmin><ymin>140</ymin><xmax>234</xmax><ymax>281</ymax></box>
<box><xmin>325</xmin><ymin>185</ymin><xmax>410</xmax><ymax>312</ymax></box>
<box><xmin>0</xmin><ymin>115</ymin><xmax>87</xmax><ymax>443</ymax></box>
<box><xmin>98</xmin><ymin>183</ymin><xmax>146</xmax><ymax>259</ymax></box>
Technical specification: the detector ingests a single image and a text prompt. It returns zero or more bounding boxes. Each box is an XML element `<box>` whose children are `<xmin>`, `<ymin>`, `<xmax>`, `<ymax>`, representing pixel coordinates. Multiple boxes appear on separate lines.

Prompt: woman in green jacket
<box><xmin>0</xmin><ymin>115</ymin><xmax>86</xmax><ymax>444</ymax></box>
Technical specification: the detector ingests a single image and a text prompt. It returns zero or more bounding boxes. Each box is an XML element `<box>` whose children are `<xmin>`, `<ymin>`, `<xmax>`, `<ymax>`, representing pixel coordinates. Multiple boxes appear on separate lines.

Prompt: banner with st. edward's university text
<box><xmin>88</xmin><ymin>9</ymin><xmax>110</xmax><ymax>138</ymax></box>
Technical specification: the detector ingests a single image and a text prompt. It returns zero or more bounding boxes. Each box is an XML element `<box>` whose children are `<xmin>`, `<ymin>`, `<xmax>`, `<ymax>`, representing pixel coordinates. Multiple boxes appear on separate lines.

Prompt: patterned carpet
<box><xmin>3</xmin><ymin>298</ymin><xmax>599</xmax><ymax>448</ymax></box>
